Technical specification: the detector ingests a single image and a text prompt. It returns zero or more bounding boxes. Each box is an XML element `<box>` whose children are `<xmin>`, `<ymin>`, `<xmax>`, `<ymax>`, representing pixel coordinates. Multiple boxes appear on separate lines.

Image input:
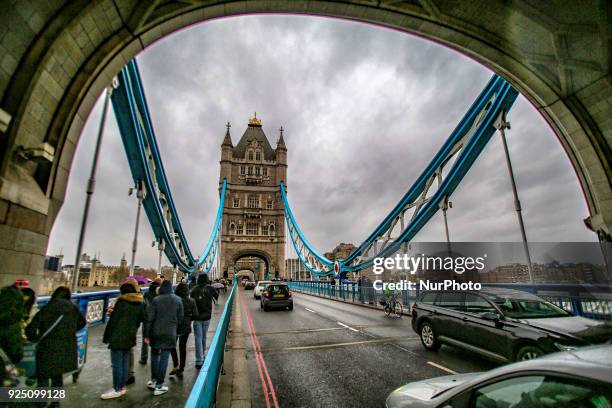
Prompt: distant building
<box><xmin>324</xmin><ymin>243</ymin><xmax>356</xmax><ymax>261</ymax></box>
<box><xmin>285</xmin><ymin>258</ymin><xmax>311</xmax><ymax>280</ymax></box>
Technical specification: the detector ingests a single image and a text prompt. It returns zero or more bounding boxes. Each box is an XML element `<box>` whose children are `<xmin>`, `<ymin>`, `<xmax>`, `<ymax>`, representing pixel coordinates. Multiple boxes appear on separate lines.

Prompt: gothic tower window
<box><xmin>255</xmin><ymin>151</ymin><xmax>261</xmax><ymax>161</ymax></box>
<box><xmin>233</xmin><ymin>198</ymin><xmax>240</xmax><ymax>208</ymax></box>
<box><xmin>261</xmin><ymin>225</ymin><xmax>268</xmax><ymax>235</ymax></box>
<box><xmin>255</xmin><ymin>167</ymin><xmax>261</xmax><ymax>176</ymax></box>
<box><xmin>230</xmin><ymin>223</ymin><xmax>236</xmax><ymax>234</ymax></box>
<box><xmin>267</xmin><ymin>199</ymin><xmax>273</xmax><ymax>209</ymax></box>
<box><xmin>236</xmin><ymin>224</ymin><xmax>243</xmax><ymax>235</ymax></box>
<box><xmin>248</xmin><ymin>195</ymin><xmax>259</xmax><ymax>208</ymax></box>
<box><xmin>248</xmin><ymin>150</ymin><xmax>254</xmax><ymax>160</ymax></box>
<box><xmin>240</xmin><ymin>166</ymin><xmax>245</xmax><ymax>175</ymax></box>
<box><xmin>248</xmin><ymin>166</ymin><xmax>253</xmax><ymax>175</ymax></box>
<box><xmin>246</xmin><ymin>222</ymin><xmax>258</xmax><ymax>235</ymax></box>
<box><xmin>262</xmin><ymin>167</ymin><xmax>268</xmax><ymax>177</ymax></box>
<box><xmin>269</xmin><ymin>224</ymin><xmax>275</xmax><ymax>236</ymax></box>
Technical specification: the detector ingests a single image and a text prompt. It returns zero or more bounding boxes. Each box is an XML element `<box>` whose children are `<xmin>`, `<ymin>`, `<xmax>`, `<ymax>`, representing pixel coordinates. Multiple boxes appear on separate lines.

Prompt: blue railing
<box><xmin>37</xmin><ymin>287</ymin><xmax>151</xmax><ymax>327</ymax></box>
<box><xmin>288</xmin><ymin>281</ymin><xmax>612</xmax><ymax>320</ymax></box>
<box><xmin>185</xmin><ymin>282</ymin><xmax>237</xmax><ymax>408</ymax></box>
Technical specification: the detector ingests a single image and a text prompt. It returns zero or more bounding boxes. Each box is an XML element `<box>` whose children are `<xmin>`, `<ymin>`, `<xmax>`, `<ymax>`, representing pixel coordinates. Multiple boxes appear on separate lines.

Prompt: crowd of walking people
<box><xmin>0</xmin><ymin>273</ymin><xmax>227</xmax><ymax>404</ymax></box>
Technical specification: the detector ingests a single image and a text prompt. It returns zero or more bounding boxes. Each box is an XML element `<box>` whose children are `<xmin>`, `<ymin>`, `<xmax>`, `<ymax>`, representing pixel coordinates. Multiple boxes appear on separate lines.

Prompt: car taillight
<box><xmin>263</xmin><ymin>291</ymin><xmax>270</xmax><ymax>298</ymax></box>
<box><xmin>287</xmin><ymin>290</ymin><xmax>292</xmax><ymax>297</ymax></box>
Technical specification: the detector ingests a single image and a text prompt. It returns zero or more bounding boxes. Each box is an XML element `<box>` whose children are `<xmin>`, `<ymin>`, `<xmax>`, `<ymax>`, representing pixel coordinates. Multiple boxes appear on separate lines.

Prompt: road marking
<box><xmin>337</xmin><ymin>322</ymin><xmax>359</xmax><ymax>332</ymax></box>
<box><xmin>263</xmin><ymin>337</ymin><xmax>408</xmax><ymax>352</ymax></box>
<box><xmin>254</xmin><ymin>327</ymin><xmax>346</xmax><ymax>336</ymax></box>
<box><xmin>240</xmin><ymin>291</ymin><xmax>279</xmax><ymax>408</ymax></box>
<box><xmin>305</xmin><ymin>307</ymin><xmax>316</xmax><ymax>313</ymax></box>
<box><xmin>427</xmin><ymin>361</ymin><xmax>458</xmax><ymax>375</ymax></box>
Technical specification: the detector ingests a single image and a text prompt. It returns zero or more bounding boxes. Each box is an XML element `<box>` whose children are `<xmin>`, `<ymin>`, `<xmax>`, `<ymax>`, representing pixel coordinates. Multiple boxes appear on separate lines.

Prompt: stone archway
<box><xmin>232</xmin><ymin>250</ymin><xmax>272</xmax><ymax>281</ymax></box>
<box><xmin>0</xmin><ymin>1</ymin><xmax>610</xmax><ymax>292</ymax></box>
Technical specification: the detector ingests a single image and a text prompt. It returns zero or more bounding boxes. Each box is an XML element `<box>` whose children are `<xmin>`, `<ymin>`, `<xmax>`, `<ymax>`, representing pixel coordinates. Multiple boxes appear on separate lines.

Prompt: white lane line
<box><xmin>337</xmin><ymin>322</ymin><xmax>359</xmax><ymax>332</ymax></box>
<box><xmin>305</xmin><ymin>307</ymin><xmax>316</xmax><ymax>313</ymax></box>
<box><xmin>427</xmin><ymin>361</ymin><xmax>458</xmax><ymax>375</ymax></box>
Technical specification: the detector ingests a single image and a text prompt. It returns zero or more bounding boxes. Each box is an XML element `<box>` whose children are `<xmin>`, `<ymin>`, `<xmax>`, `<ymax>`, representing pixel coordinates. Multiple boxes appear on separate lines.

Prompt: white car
<box><xmin>254</xmin><ymin>281</ymin><xmax>272</xmax><ymax>299</ymax></box>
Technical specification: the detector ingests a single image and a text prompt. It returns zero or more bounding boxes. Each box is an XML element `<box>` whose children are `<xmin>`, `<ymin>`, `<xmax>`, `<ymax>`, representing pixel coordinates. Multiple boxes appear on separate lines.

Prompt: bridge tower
<box><xmin>219</xmin><ymin>114</ymin><xmax>286</xmax><ymax>281</ymax></box>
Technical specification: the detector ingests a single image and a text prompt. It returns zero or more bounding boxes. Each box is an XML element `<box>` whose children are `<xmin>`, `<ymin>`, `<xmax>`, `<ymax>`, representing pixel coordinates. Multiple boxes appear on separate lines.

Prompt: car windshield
<box><xmin>257</xmin><ymin>281</ymin><xmax>271</xmax><ymax>287</ymax></box>
<box><xmin>493</xmin><ymin>297</ymin><xmax>570</xmax><ymax>319</ymax></box>
<box><xmin>266</xmin><ymin>285</ymin><xmax>289</xmax><ymax>295</ymax></box>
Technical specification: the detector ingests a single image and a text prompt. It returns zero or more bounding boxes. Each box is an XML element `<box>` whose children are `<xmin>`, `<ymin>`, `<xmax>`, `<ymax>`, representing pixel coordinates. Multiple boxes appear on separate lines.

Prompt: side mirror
<box><xmin>481</xmin><ymin>312</ymin><xmax>501</xmax><ymax>322</ymax></box>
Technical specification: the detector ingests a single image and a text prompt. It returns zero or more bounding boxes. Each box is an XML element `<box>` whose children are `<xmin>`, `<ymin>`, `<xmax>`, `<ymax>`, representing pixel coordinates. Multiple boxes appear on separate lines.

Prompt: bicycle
<box><xmin>383</xmin><ymin>292</ymin><xmax>403</xmax><ymax>318</ymax></box>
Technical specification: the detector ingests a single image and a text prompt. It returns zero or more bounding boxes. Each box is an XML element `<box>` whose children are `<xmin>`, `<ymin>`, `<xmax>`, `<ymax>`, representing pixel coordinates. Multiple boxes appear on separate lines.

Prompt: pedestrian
<box><xmin>139</xmin><ymin>278</ymin><xmax>162</xmax><ymax>365</ymax></box>
<box><xmin>330</xmin><ymin>276</ymin><xmax>336</xmax><ymax>297</ymax></box>
<box><xmin>25</xmin><ymin>286</ymin><xmax>86</xmax><ymax>390</ymax></box>
<box><xmin>145</xmin><ymin>280</ymin><xmax>183</xmax><ymax>396</ymax></box>
<box><xmin>0</xmin><ymin>285</ymin><xmax>25</xmax><ymax>387</ymax></box>
<box><xmin>190</xmin><ymin>274</ymin><xmax>218</xmax><ymax>369</ymax></box>
<box><xmin>101</xmin><ymin>280</ymin><xmax>145</xmax><ymax>399</ymax></box>
<box><xmin>169</xmin><ymin>283</ymin><xmax>198</xmax><ymax>378</ymax></box>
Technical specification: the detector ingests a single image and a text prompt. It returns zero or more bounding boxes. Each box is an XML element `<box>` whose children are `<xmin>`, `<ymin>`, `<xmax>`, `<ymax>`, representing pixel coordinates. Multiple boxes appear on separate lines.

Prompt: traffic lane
<box><xmin>294</xmin><ymin>293</ymin><xmax>499</xmax><ymax>374</ymax></box>
<box><xmin>241</xmin><ymin>290</ymin><xmax>498</xmax><ymax>407</ymax></box>
<box><xmin>293</xmin><ymin>293</ymin><xmax>414</xmax><ymax>340</ymax></box>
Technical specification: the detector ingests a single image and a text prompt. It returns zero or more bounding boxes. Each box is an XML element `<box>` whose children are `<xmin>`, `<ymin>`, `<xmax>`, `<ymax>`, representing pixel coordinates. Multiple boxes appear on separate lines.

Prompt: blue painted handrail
<box><xmin>185</xmin><ymin>282</ymin><xmax>237</xmax><ymax>408</ymax></box>
<box><xmin>36</xmin><ymin>287</ymin><xmax>151</xmax><ymax>327</ymax></box>
<box><xmin>289</xmin><ymin>281</ymin><xmax>612</xmax><ymax>320</ymax></box>
<box><xmin>197</xmin><ymin>179</ymin><xmax>227</xmax><ymax>273</ymax></box>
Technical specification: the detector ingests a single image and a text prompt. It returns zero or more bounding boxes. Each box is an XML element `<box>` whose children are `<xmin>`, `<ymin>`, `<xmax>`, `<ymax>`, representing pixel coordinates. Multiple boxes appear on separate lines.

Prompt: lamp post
<box><xmin>129</xmin><ymin>180</ymin><xmax>146</xmax><ymax>277</ymax></box>
<box><xmin>71</xmin><ymin>82</ymin><xmax>116</xmax><ymax>292</ymax></box>
<box><xmin>495</xmin><ymin>112</ymin><xmax>534</xmax><ymax>285</ymax></box>
<box><xmin>156</xmin><ymin>239</ymin><xmax>165</xmax><ymax>277</ymax></box>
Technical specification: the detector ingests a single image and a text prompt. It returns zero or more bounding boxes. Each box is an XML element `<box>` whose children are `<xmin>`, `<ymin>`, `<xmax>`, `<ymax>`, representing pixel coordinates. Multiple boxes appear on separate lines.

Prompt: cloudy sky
<box><xmin>47</xmin><ymin>15</ymin><xmax>596</xmax><ymax>268</ymax></box>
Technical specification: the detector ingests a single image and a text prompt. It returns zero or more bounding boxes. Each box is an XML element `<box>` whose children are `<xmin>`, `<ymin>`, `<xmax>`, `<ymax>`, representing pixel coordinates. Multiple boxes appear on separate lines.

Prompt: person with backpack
<box><xmin>101</xmin><ymin>280</ymin><xmax>145</xmax><ymax>399</ymax></box>
<box><xmin>169</xmin><ymin>282</ymin><xmax>198</xmax><ymax>378</ymax></box>
<box><xmin>25</xmin><ymin>286</ymin><xmax>86</xmax><ymax>389</ymax></box>
<box><xmin>190</xmin><ymin>274</ymin><xmax>218</xmax><ymax>369</ymax></box>
<box><xmin>145</xmin><ymin>280</ymin><xmax>183</xmax><ymax>396</ymax></box>
<box><xmin>139</xmin><ymin>278</ymin><xmax>161</xmax><ymax>365</ymax></box>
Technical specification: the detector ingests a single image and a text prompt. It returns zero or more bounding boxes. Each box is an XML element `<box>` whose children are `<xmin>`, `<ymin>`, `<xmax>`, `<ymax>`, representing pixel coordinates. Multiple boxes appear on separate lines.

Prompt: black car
<box><xmin>260</xmin><ymin>283</ymin><xmax>293</xmax><ymax>311</ymax></box>
<box><xmin>411</xmin><ymin>288</ymin><xmax>612</xmax><ymax>362</ymax></box>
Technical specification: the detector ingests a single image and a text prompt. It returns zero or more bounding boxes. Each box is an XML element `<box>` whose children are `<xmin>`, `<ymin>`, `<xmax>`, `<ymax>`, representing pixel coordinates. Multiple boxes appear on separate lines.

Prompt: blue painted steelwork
<box><xmin>281</xmin><ymin>181</ymin><xmax>334</xmax><ymax>277</ymax></box>
<box><xmin>185</xmin><ymin>282</ymin><xmax>237</xmax><ymax>408</ymax></box>
<box><xmin>197</xmin><ymin>180</ymin><xmax>227</xmax><ymax>274</ymax></box>
<box><xmin>111</xmin><ymin>60</ymin><xmax>227</xmax><ymax>274</ymax></box>
<box><xmin>111</xmin><ymin>60</ymin><xmax>195</xmax><ymax>272</ymax></box>
<box><xmin>282</xmin><ymin>75</ymin><xmax>518</xmax><ymax>276</ymax></box>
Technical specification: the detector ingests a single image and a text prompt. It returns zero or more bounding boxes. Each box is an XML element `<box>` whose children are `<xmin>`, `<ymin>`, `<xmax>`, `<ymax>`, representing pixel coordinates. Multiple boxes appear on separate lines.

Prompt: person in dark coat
<box><xmin>139</xmin><ymin>278</ymin><xmax>161</xmax><ymax>365</ymax></box>
<box><xmin>190</xmin><ymin>273</ymin><xmax>218</xmax><ymax>369</ymax></box>
<box><xmin>25</xmin><ymin>286</ymin><xmax>86</xmax><ymax>388</ymax></box>
<box><xmin>169</xmin><ymin>283</ymin><xmax>198</xmax><ymax>378</ymax></box>
<box><xmin>101</xmin><ymin>280</ymin><xmax>145</xmax><ymax>399</ymax></box>
<box><xmin>0</xmin><ymin>285</ymin><xmax>25</xmax><ymax>387</ymax></box>
<box><xmin>145</xmin><ymin>280</ymin><xmax>183</xmax><ymax>395</ymax></box>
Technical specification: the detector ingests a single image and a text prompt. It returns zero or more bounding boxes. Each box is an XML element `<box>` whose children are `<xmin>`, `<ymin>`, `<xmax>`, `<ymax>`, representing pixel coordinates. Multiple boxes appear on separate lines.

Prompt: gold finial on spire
<box><xmin>249</xmin><ymin>112</ymin><xmax>262</xmax><ymax>126</ymax></box>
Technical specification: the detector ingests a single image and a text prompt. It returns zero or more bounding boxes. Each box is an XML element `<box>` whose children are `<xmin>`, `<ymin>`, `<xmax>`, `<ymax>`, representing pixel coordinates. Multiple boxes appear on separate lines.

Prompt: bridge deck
<box><xmin>61</xmin><ymin>291</ymin><xmax>229</xmax><ymax>407</ymax></box>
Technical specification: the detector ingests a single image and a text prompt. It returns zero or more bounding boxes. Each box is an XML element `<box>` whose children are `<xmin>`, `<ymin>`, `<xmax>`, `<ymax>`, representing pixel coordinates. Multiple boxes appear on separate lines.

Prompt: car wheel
<box><xmin>515</xmin><ymin>345</ymin><xmax>544</xmax><ymax>361</ymax></box>
<box><xmin>288</xmin><ymin>304</ymin><xmax>293</xmax><ymax>311</ymax></box>
<box><xmin>419</xmin><ymin>321</ymin><xmax>441</xmax><ymax>351</ymax></box>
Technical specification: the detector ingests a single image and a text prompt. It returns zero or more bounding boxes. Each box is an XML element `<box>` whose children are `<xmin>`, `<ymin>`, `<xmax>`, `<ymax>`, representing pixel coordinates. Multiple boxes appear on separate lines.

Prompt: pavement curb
<box><xmin>217</xmin><ymin>291</ymin><xmax>252</xmax><ymax>408</ymax></box>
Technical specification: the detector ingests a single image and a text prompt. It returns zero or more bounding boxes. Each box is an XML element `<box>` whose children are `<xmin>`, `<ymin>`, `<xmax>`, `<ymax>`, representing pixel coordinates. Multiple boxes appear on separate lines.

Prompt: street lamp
<box><xmin>129</xmin><ymin>181</ymin><xmax>146</xmax><ymax>276</ymax></box>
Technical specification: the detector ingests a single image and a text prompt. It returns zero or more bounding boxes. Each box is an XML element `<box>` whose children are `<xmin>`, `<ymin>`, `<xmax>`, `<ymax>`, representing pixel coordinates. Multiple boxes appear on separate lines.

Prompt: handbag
<box><xmin>18</xmin><ymin>314</ymin><xmax>64</xmax><ymax>378</ymax></box>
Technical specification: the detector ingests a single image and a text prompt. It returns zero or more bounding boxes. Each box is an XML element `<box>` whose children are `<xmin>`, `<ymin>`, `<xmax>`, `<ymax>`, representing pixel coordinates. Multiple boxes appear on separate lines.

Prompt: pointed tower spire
<box><xmin>276</xmin><ymin>126</ymin><xmax>286</xmax><ymax>150</ymax></box>
<box><xmin>222</xmin><ymin>121</ymin><xmax>233</xmax><ymax>147</ymax></box>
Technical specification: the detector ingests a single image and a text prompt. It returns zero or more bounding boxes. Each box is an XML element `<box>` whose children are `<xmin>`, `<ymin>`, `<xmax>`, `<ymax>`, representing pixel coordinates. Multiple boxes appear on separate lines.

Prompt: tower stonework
<box><xmin>219</xmin><ymin>115</ymin><xmax>286</xmax><ymax>280</ymax></box>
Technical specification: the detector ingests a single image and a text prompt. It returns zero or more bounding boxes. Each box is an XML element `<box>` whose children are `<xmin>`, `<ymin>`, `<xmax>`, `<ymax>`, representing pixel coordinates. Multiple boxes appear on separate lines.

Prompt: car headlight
<box><xmin>554</xmin><ymin>342</ymin><xmax>578</xmax><ymax>351</ymax></box>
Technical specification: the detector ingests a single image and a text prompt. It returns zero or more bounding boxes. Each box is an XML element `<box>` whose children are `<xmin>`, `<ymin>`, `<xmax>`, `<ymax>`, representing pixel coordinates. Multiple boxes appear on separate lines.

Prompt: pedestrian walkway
<box><xmin>61</xmin><ymin>290</ymin><xmax>230</xmax><ymax>407</ymax></box>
